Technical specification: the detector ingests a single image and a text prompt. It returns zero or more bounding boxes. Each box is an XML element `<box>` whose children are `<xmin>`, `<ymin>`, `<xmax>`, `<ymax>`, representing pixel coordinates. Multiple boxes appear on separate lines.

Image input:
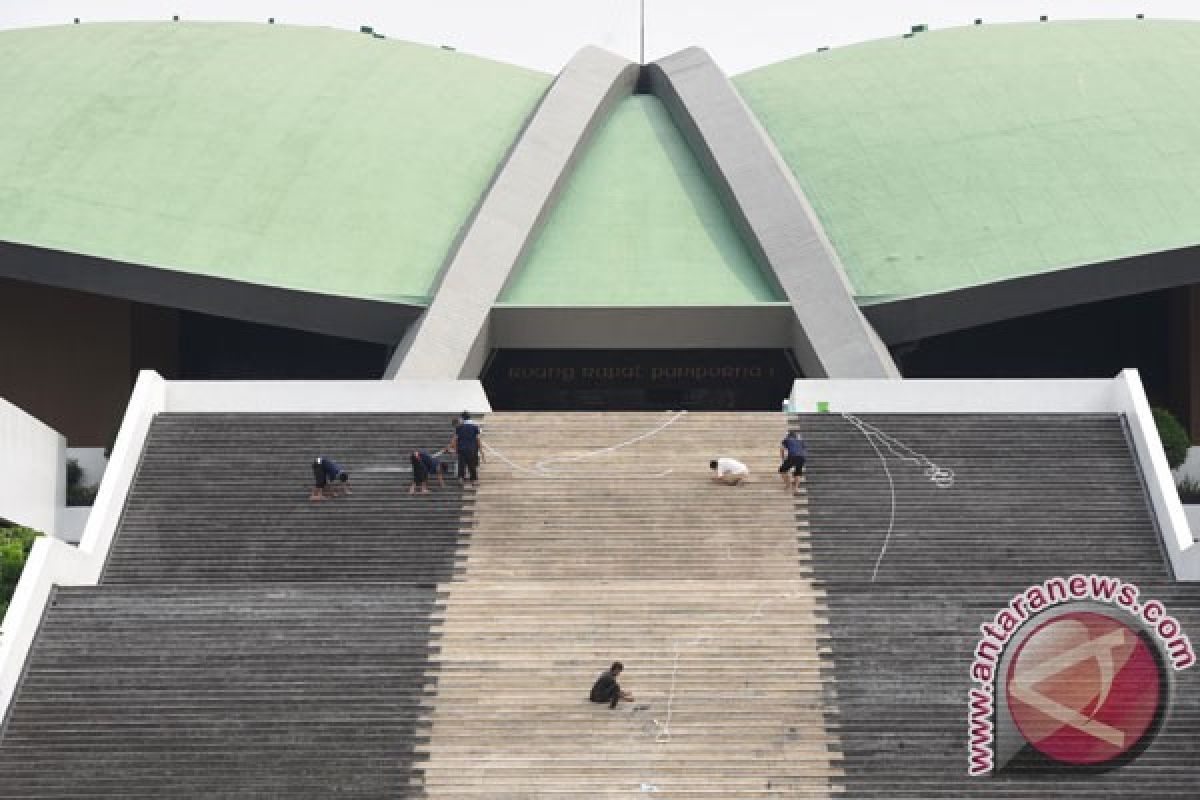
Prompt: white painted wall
<box><xmin>790</xmin><ymin>371</ymin><xmax>1200</xmax><ymax>580</ymax></box>
<box><xmin>54</xmin><ymin>508</ymin><xmax>90</xmax><ymax>545</ymax></box>
<box><xmin>0</xmin><ymin>398</ymin><xmax>64</xmax><ymax>535</ymax></box>
<box><xmin>165</xmin><ymin>380</ymin><xmax>490</xmax><ymax>414</ymax></box>
<box><xmin>1185</xmin><ymin>506</ymin><xmax>1200</xmax><ymax>535</ymax></box>
<box><xmin>2</xmin><ymin>1</ymin><xmax>1196</xmax><ymax>74</ymax></box>
<box><xmin>789</xmin><ymin>378</ymin><xmax>1116</xmax><ymax>414</ymax></box>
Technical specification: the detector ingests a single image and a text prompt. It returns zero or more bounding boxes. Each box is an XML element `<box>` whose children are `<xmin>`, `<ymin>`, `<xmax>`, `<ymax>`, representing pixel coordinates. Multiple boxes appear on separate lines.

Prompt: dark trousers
<box><xmin>590</xmin><ymin>682</ymin><xmax>619</xmax><ymax>709</ymax></box>
<box><xmin>778</xmin><ymin>455</ymin><xmax>805</xmax><ymax>476</ymax></box>
<box><xmin>457</xmin><ymin>449</ymin><xmax>479</xmax><ymax>481</ymax></box>
<box><xmin>411</xmin><ymin>455</ymin><xmax>430</xmax><ymax>485</ymax></box>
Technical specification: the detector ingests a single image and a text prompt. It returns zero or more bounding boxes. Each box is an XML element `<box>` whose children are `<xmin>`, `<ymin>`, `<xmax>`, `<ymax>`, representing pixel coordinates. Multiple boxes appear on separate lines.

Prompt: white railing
<box><xmin>76</xmin><ymin>372</ymin><xmax>167</xmax><ymax>559</ymax></box>
<box><xmin>789</xmin><ymin>370</ymin><xmax>1199</xmax><ymax>580</ymax></box>
<box><xmin>1110</xmin><ymin>370</ymin><xmax>1200</xmax><ymax>580</ymax></box>
<box><xmin>165</xmin><ymin>379</ymin><xmax>489</xmax><ymax>413</ymax></box>
<box><xmin>0</xmin><ymin>370</ymin><xmax>165</xmax><ymax>718</ymax></box>
<box><xmin>790</xmin><ymin>377</ymin><xmax>1116</xmax><ymax>414</ymax></box>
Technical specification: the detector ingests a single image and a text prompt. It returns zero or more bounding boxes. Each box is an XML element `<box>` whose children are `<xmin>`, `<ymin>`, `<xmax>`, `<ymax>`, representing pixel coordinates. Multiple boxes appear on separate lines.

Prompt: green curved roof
<box><xmin>735</xmin><ymin>20</ymin><xmax>1200</xmax><ymax>305</ymax></box>
<box><xmin>0</xmin><ymin>22</ymin><xmax>550</xmax><ymax>304</ymax></box>
<box><xmin>500</xmin><ymin>95</ymin><xmax>783</xmax><ymax>306</ymax></box>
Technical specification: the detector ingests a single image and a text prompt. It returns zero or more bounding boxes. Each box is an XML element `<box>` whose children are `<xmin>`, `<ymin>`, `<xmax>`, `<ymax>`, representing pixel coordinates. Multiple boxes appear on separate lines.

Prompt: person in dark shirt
<box><xmin>310</xmin><ymin>456</ymin><xmax>350</xmax><ymax>501</ymax></box>
<box><xmin>409</xmin><ymin>449</ymin><xmax>444</xmax><ymax>494</ymax></box>
<box><xmin>778</xmin><ymin>430</ymin><xmax>807</xmax><ymax>492</ymax></box>
<box><xmin>449</xmin><ymin>412</ymin><xmax>483</xmax><ymax>487</ymax></box>
<box><xmin>589</xmin><ymin>661</ymin><xmax>633</xmax><ymax>709</ymax></box>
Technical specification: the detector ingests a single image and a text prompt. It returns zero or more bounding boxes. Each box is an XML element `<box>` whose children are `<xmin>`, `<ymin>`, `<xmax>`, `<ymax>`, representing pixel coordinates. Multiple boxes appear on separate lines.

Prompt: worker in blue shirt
<box><xmin>778</xmin><ymin>431</ymin><xmax>807</xmax><ymax>492</ymax></box>
<box><xmin>409</xmin><ymin>449</ymin><xmax>444</xmax><ymax>494</ymax></box>
<box><xmin>310</xmin><ymin>456</ymin><xmax>350</xmax><ymax>501</ymax></box>
<box><xmin>449</xmin><ymin>412</ymin><xmax>484</xmax><ymax>487</ymax></box>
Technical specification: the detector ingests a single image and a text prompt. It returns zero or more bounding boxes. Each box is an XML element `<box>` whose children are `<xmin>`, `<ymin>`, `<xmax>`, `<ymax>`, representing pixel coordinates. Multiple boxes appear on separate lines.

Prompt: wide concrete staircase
<box><xmin>103</xmin><ymin>413</ymin><xmax>466</xmax><ymax>584</ymax></box>
<box><xmin>0</xmin><ymin>413</ymin><xmax>466</xmax><ymax>798</ymax></box>
<box><xmin>416</xmin><ymin>412</ymin><xmax>839</xmax><ymax>798</ymax></box>
<box><xmin>0</xmin><ymin>586</ymin><xmax>440</xmax><ymax>797</ymax></box>
<box><xmin>799</xmin><ymin>412</ymin><xmax>1200</xmax><ymax>797</ymax></box>
<box><xmin>6</xmin><ymin>408</ymin><xmax>1200</xmax><ymax>797</ymax></box>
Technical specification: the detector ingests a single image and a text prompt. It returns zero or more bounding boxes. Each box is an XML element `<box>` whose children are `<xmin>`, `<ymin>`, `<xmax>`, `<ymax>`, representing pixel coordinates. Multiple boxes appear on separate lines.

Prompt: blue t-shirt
<box><xmin>455</xmin><ymin>423</ymin><xmax>480</xmax><ymax>453</ymax></box>
<box><xmin>782</xmin><ymin>437</ymin><xmax>806</xmax><ymax>458</ymax></box>
<box><xmin>318</xmin><ymin>457</ymin><xmax>344</xmax><ymax>478</ymax></box>
<box><xmin>415</xmin><ymin>451</ymin><xmax>438</xmax><ymax>471</ymax></box>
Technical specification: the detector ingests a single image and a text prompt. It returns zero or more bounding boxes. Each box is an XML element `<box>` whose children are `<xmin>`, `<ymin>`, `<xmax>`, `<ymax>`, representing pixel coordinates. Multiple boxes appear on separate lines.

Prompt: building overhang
<box><xmin>0</xmin><ymin>240</ymin><xmax>420</xmax><ymax>344</ymax></box>
<box><xmin>864</xmin><ymin>244</ymin><xmax>1200</xmax><ymax>344</ymax></box>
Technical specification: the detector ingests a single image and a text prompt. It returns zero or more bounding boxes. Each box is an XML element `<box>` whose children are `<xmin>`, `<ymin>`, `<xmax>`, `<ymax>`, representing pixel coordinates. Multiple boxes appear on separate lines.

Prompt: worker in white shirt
<box><xmin>709</xmin><ymin>457</ymin><xmax>749</xmax><ymax>486</ymax></box>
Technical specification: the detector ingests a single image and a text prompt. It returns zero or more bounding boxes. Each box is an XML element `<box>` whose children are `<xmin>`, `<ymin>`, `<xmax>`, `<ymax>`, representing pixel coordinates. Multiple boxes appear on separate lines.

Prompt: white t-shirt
<box><xmin>716</xmin><ymin>458</ymin><xmax>749</xmax><ymax>477</ymax></box>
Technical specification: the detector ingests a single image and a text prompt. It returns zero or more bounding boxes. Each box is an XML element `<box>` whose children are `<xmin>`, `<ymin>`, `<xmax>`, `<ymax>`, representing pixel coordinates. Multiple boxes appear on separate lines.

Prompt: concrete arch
<box><xmin>387</xmin><ymin>47</ymin><xmax>639</xmax><ymax>379</ymax></box>
<box><xmin>643</xmin><ymin>48</ymin><xmax>898</xmax><ymax>379</ymax></box>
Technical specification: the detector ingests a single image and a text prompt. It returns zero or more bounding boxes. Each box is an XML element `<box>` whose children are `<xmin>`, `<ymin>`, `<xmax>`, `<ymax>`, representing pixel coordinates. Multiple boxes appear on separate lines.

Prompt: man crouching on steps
<box><xmin>710</xmin><ymin>457</ymin><xmax>749</xmax><ymax>486</ymax></box>
<box><xmin>590</xmin><ymin>662</ymin><xmax>634</xmax><ymax>709</ymax></box>
<box><xmin>310</xmin><ymin>456</ymin><xmax>351</xmax><ymax>501</ymax></box>
<box><xmin>409</xmin><ymin>449</ymin><xmax>444</xmax><ymax>494</ymax></box>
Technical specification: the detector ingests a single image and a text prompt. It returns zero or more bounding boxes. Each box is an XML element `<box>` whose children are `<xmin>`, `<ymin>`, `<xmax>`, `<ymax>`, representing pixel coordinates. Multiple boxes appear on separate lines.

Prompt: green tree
<box><xmin>0</xmin><ymin>525</ymin><xmax>42</xmax><ymax>621</ymax></box>
<box><xmin>1153</xmin><ymin>407</ymin><xmax>1191</xmax><ymax>471</ymax></box>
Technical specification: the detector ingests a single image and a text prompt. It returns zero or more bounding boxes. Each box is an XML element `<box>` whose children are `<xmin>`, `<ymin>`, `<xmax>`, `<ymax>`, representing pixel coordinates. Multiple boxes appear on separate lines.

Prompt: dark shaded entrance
<box><xmin>482</xmin><ymin>349</ymin><xmax>800</xmax><ymax>410</ymax></box>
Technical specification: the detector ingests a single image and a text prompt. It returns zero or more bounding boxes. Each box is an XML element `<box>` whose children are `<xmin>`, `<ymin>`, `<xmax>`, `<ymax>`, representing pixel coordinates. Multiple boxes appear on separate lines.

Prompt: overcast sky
<box><xmin>2</xmin><ymin>1</ymin><xmax>1198</xmax><ymax>73</ymax></box>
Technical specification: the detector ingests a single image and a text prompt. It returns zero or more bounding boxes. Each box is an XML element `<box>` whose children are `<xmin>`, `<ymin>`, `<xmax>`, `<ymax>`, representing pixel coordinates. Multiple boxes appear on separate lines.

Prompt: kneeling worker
<box><xmin>590</xmin><ymin>661</ymin><xmax>634</xmax><ymax>709</ymax></box>
<box><xmin>409</xmin><ymin>449</ymin><xmax>444</xmax><ymax>494</ymax></box>
<box><xmin>710</xmin><ymin>457</ymin><xmax>750</xmax><ymax>486</ymax></box>
<box><xmin>311</xmin><ymin>456</ymin><xmax>350</xmax><ymax>501</ymax></box>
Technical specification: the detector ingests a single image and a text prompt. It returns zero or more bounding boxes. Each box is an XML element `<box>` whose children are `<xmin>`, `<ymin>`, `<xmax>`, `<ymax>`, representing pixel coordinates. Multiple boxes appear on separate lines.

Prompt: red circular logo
<box><xmin>1005</xmin><ymin>611</ymin><xmax>1163</xmax><ymax>766</ymax></box>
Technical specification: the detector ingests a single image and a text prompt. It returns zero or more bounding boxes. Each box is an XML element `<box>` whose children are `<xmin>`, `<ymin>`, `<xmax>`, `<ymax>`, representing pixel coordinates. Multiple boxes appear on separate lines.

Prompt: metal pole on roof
<box><xmin>640</xmin><ymin>0</ymin><xmax>645</xmax><ymax>63</ymax></box>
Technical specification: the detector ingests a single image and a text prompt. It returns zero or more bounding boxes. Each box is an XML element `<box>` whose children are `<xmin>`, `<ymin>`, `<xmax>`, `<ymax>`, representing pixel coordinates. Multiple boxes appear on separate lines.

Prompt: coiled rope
<box><xmin>840</xmin><ymin>413</ymin><xmax>954</xmax><ymax>582</ymax></box>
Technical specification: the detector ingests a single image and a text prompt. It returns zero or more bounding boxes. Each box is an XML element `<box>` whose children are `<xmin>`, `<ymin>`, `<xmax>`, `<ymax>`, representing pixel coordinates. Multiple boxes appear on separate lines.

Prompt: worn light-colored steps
<box><xmin>417</xmin><ymin>412</ymin><xmax>838</xmax><ymax>798</ymax></box>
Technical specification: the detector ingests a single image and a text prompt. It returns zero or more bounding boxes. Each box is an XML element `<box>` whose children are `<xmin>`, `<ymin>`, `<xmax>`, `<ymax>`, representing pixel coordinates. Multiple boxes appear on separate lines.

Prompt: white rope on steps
<box><xmin>480</xmin><ymin>410</ymin><xmax>689</xmax><ymax>478</ymax></box>
<box><xmin>345</xmin><ymin>411</ymin><xmax>688</xmax><ymax>477</ymax></box>
<box><xmin>839</xmin><ymin>413</ymin><xmax>954</xmax><ymax>582</ymax></box>
<box><xmin>650</xmin><ymin>589</ymin><xmax>805</xmax><ymax>745</ymax></box>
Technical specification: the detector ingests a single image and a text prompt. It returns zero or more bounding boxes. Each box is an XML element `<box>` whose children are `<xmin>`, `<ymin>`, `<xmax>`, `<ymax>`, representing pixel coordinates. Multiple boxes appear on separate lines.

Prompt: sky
<box><xmin>2</xmin><ymin>1</ymin><xmax>1199</xmax><ymax>74</ymax></box>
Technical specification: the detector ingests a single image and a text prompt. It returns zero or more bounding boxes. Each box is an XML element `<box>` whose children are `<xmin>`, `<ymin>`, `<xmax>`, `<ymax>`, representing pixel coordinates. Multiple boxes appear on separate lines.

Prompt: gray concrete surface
<box><xmin>387</xmin><ymin>47</ymin><xmax>639</xmax><ymax>380</ymax></box>
<box><xmin>644</xmin><ymin>48</ymin><xmax>899</xmax><ymax>379</ymax></box>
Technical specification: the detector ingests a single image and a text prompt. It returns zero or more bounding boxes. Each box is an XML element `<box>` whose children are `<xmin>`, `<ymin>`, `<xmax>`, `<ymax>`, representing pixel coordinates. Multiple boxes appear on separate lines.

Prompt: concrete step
<box><xmin>797</xmin><ymin>412</ymin><xmax>1200</xmax><ymax>797</ymax></box>
<box><xmin>414</xmin><ymin>412</ymin><xmax>838</xmax><ymax>797</ymax></box>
